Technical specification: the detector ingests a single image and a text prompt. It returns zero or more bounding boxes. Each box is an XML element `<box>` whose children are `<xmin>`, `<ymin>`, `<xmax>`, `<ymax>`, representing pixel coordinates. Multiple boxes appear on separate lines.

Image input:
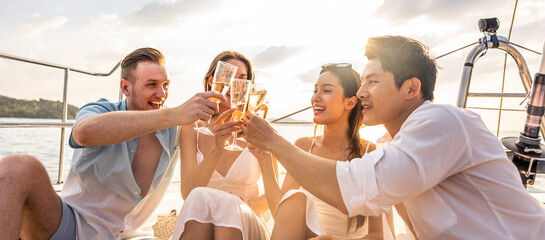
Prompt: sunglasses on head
<box><xmin>321</xmin><ymin>63</ymin><xmax>352</xmax><ymax>69</ymax></box>
<box><xmin>321</xmin><ymin>63</ymin><xmax>360</xmax><ymax>87</ymax></box>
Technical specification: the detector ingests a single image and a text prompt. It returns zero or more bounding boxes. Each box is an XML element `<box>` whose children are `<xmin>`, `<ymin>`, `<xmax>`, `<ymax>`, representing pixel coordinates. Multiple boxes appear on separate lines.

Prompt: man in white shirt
<box><xmin>0</xmin><ymin>48</ymin><xmax>226</xmax><ymax>239</ymax></box>
<box><xmin>241</xmin><ymin>36</ymin><xmax>545</xmax><ymax>239</ymax></box>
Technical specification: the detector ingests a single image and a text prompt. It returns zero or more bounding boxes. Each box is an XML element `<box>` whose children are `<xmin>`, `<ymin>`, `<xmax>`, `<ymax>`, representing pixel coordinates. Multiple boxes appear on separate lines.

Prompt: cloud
<box><xmin>373</xmin><ymin>0</ymin><xmax>489</xmax><ymax>24</ymax></box>
<box><xmin>82</xmin><ymin>14</ymin><xmax>122</xmax><ymax>35</ymax></box>
<box><xmin>17</xmin><ymin>15</ymin><xmax>68</xmax><ymax>37</ymax></box>
<box><xmin>367</xmin><ymin>0</ymin><xmax>545</xmax><ymax>89</ymax></box>
<box><xmin>81</xmin><ymin>0</ymin><xmax>224</xmax><ymax>35</ymax></box>
<box><xmin>252</xmin><ymin>45</ymin><xmax>305</xmax><ymax>68</ymax></box>
<box><xmin>296</xmin><ymin>66</ymin><xmax>321</xmax><ymax>83</ymax></box>
<box><xmin>123</xmin><ymin>0</ymin><xmax>221</xmax><ymax>28</ymax></box>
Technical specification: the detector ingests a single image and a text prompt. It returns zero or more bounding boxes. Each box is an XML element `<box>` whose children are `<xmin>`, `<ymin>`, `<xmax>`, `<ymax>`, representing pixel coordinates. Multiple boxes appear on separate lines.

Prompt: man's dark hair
<box><xmin>121</xmin><ymin>48</ymin><xmax>165</xmax><ymax>83</ymax></box>
<box><xmin>365</xmin><ymin>36</ymin><xmax>437</xmax><ymax>101</ymax></box>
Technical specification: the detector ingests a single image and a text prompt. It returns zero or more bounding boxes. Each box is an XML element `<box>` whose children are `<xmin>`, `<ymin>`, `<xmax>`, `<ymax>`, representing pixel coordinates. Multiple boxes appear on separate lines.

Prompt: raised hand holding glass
<box><xmin>248</xmin><ymin>71</ymin><xmax>272</xmax><ymax>118</ymax></box>
<box><xmin>225</xmin><ymin>78</ymin><xmax>251</xmax><ymax>151</ymax></box>
<box><xmin>195</xmin><ymin>60</ymin><xmax>238</xmax><ymax>135</ymax></box>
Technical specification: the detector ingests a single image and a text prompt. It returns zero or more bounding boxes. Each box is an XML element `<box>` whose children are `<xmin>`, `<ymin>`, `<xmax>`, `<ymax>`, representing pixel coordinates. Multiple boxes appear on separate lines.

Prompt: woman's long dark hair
<box><xmin>319</xmin><ymin>64</ymin><xmax>364</xmax><ymax>160</ymax></box>
<box><xmin>319</xmin><ymin>64</ymin><xmax>366</xmax><ymax>231</ymax></box>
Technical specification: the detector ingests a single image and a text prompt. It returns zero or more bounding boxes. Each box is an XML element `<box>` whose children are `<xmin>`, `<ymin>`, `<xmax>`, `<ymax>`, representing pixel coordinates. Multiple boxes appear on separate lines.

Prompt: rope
<box><xmin>467</xmin><ymin>106</ymin><xmax>524</xmax><ymax>112</ymax></box>
<box><xmin>270</xmin><ymin>106</ymin><xmax>312</xmax><ymax>123</ymax></box>
<box><xmin>509</xmin><ymin>42</ymin><xmax>542</xmax><ymax>55</ymax></box>
<box><xmin>434</xmin><ymin>42</ymin><xmax>479</xmax><ymax>60</ymax></box>
<box><xmin>497</xmin><ymin>0</ymin><xmax>519</xmax><ymax>137</ymax></box>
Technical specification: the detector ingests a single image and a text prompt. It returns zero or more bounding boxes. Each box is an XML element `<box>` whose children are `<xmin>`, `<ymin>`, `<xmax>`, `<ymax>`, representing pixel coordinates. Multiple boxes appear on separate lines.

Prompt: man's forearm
<box><xmin>72</xmin><ymin>108</ymin><xmax>177</xmax><ymax>146</ymax></box>
<box><xmin>241</xmin><ymin>112</ymin><xmax>348</xmax><ymax>213</ymax></box>
<box><xmin>268</xmin><ymin>135</ymin><xmax>348</xmax><ymax>214</ymax></box>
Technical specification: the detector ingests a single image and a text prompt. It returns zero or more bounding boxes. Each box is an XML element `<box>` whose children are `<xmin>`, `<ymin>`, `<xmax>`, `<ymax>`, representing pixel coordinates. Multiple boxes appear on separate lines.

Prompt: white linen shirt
<box><xmin>62</xmin><ymin>99</ymin><xmax>180</xmax><ymax>240</ymax></box>
<box><xmin>337</xmin><ymin>101</ymin><xmax>545</xmax><ymax>239</ymax></box>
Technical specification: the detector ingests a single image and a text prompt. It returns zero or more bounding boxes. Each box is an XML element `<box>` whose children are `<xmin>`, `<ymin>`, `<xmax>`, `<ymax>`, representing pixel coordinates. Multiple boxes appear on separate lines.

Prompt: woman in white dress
<box><xmin>171</xmin><ymin>51</ymin><xmax>275</xmax><ymax>240</ymax></box>
<box><xmin>252</xmin><ymin>63</ymin><xmax>403</xmax><ymax>240</ymax></box>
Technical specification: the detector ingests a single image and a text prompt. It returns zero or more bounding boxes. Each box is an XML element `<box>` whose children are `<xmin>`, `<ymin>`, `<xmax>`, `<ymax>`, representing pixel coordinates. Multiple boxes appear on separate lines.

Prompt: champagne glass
<box><xmin>224</xmin><ymin>78</ymin><xmax>251</xmax><ymax>151</ymax></box>
<box><xmin>195</xmin><ymin>61</ymin><xmax>238</xmax><ymax>135</ymax></box>
<box><xmin>248</xmin><ymin>71</ymin><xmax>272</xmax><ymax>118</ymax></box>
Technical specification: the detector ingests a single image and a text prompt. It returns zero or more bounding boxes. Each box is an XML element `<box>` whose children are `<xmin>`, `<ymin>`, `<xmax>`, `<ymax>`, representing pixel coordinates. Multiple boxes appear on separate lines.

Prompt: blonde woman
<box><xmin>171</xmin><ymin>51</ymin><xmax>275</xmax><ymax>240</ymax></box>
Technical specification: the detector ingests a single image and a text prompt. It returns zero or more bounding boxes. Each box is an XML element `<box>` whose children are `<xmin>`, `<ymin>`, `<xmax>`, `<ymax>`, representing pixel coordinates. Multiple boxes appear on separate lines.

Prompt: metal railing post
<box><xmin>0</xmin><ymin>52</ymin><xmax>122</xmax><ymax>184</ymax></box>
<box><xmin>57</xmin><ymin>68</ymin><xmax>69</xmax><ymax>184</ymax></box>
<box><xmin>119</xmin><ymin>69</ymin><xmax>123</xmax><ymax>101</ymax></box>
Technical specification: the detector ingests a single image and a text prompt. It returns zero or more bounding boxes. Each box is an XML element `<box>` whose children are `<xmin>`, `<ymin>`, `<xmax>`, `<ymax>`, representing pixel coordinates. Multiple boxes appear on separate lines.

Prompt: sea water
<box><xmin>1</xmin><ymin>117</ymin><xmax>544</xmax><ymax>195</ymax></box>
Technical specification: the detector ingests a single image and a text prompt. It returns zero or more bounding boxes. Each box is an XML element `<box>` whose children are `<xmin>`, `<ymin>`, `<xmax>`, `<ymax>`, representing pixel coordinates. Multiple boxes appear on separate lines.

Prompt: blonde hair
<box><xmin>121</xmin><ymin>47</ymin><xmax>165</xmax><ymax>83</ymax></box>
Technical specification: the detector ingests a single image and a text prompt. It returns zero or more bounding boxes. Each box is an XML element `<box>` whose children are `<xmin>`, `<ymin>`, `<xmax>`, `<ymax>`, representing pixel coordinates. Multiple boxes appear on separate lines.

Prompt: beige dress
<box><xmin>170</xmin><ymin>130</ymin><xmax>270</xmax><ymax>240</ymax></box>
<box><xmin>276</xmin><ymin>139</ymin><xmax>395</xmax><ymax>240</ymax></box>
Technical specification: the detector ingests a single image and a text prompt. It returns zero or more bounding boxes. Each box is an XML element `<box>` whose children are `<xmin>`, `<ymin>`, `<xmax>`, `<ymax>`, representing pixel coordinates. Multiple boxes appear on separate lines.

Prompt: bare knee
<box><xmin>0</xmin><ymin>154</ymin><xmax>49</xmax><ymax>185</ymax></box>
<box><xmin>277</xmin><ymin>192</ymin><xmax>307</xmax><ymax>213</ymax></box>
<box><xmin>0</xmin><ymin>155</ymin><xmax>60</xmax><ymax>239</ymax></box>
<box><xmin>271</xmin><ymin>192</ymin><xmax>313</xmax><ymax>239</ymax></box>
<box><xmin>1</xmin><ymin>154</ymin><xmax>45</xmax><ymax>170</ymax></box>
<box><xmin>274</xmin><ymin>192</ymin><xmax>307</xmax><ymax>220</ymax></box>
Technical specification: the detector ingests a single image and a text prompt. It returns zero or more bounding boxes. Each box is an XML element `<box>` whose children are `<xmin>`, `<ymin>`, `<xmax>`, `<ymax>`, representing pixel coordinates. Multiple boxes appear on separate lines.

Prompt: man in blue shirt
<box><xmin>0</xmin><ymin>47</ymin><xmax>226</xmax><ymax>239</ymax></box>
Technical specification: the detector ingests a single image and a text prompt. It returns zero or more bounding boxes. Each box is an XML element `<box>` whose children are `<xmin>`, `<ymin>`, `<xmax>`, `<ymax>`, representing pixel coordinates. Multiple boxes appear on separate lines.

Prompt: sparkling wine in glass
<box><xmin>248</xmin><ymin>88</ymin><xmax>267</xmax><ymax>112</ymax></box>
<box><xmin>225</xmin><ymin>78</ymin><xmax>251</xmax><ymax>151</ymax></box>
<box><xmin>248</xmin><ymin>71</ymin><xmax>272</xmax><ymax>118</ymax></box>
<box><xmin>195</xmin><ymin>61</ymin><xmax>237</xmax><ymax>135</ymax></box>
<box><xmin>210</xmin><ymin>81</ymin><xmax>230</xmax><ymax>101</ymax></box>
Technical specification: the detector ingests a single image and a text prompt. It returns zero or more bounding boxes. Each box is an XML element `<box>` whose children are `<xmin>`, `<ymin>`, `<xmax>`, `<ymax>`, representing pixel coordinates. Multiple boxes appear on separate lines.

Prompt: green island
<box><xmin>0</xmin><ymin>95</ymin><xmax>79</xmax><ymax>119</ymax></box>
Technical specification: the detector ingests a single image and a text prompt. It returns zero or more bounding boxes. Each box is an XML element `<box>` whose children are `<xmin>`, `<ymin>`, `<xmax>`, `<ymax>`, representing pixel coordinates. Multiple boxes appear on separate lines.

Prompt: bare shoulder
<box><xmin>360</xmin><ymin>138</ymin><xmax>377</xmax><ymax>154</ymax></box>
<box><xmin>294</xmin><ymin>136</ymin><xmax>314</xmax><ymax>151</ymax></box>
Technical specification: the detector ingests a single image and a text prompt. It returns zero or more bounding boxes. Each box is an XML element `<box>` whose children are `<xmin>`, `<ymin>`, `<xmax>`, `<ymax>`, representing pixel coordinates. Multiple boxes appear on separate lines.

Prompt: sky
<box><xmin>1</xmin><ymin>0</ymin><xmax>545</xmax><ymax>133</ymax></box>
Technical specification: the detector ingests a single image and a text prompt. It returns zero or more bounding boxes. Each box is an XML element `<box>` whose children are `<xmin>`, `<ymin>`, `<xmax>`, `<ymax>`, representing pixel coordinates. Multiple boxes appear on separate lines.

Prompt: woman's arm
<box><xmin>251</xmin><ymin>138</ymin><xmax>308</xmax><ymax>216</ymax></box>
<box><xmin>179</xmin><ymin>108</ymin><xmax>239</xmax><ymax>199</ymax></box>
<box><xmin>252</xmin><ymin>150</ymin><xmax>283</xmax><ymax>215</ymax></box>
<box><xmin>179</xmin><ymin>123</ymin><xmax>222</xmax><ymax>199</ymax></box>
<box><xmin>247</xmin><ymin>157</ymin><xmax>280</xmax><ymax>214</ymax></box>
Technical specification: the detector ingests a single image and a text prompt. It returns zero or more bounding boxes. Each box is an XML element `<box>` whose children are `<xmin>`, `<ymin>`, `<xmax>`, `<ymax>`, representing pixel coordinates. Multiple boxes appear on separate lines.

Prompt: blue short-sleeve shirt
<box><xmin>62</xmin><ymin>98</ymin><xmax>180</xmax><ymax>239</ymax></box>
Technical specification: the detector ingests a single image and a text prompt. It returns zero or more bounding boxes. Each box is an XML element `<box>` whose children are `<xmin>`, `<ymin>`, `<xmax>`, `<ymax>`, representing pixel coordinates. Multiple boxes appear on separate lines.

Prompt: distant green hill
<box><xmin>0</xmin><ymin>95</ymin><xmax>79</xmax><ymax>119</ymax></box>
